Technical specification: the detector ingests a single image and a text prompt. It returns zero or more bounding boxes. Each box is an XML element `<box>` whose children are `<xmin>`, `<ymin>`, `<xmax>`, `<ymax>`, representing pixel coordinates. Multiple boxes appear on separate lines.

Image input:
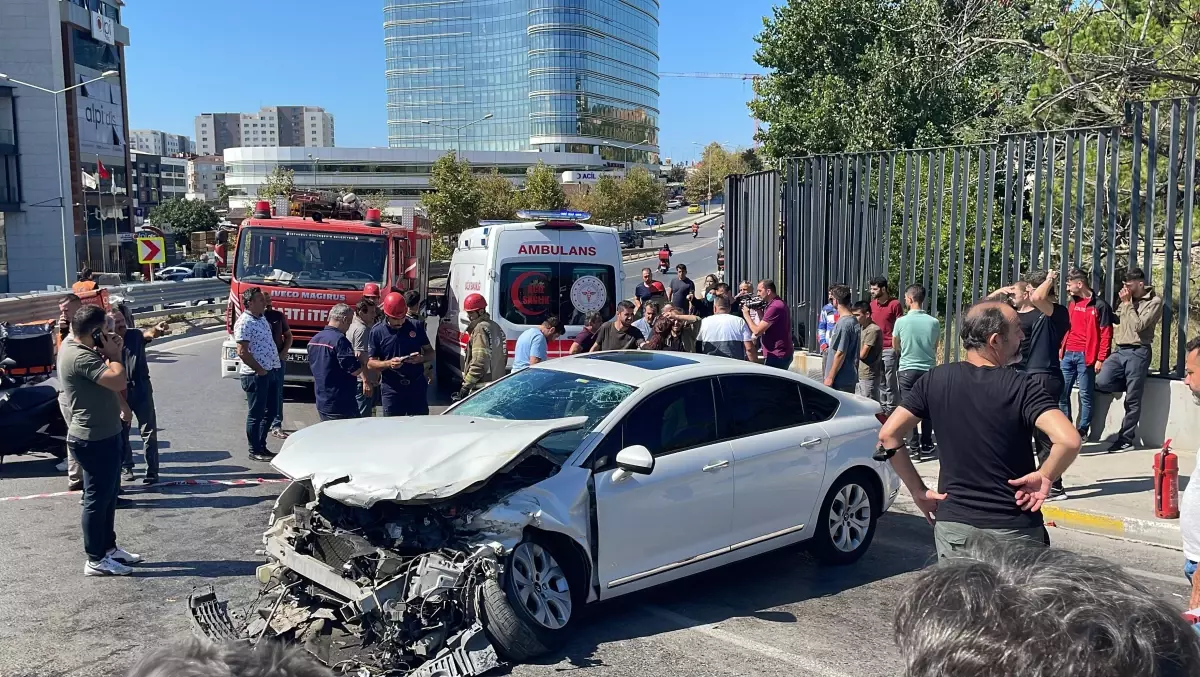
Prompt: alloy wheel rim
<box><xmin>511</xmin><ymin>542</ymin><xmax>572</xmax><ymax>630</ymax></box>
<box><xmin>828</xmin><ymin>483</ymin><xmax>872</xmax><ymax>552</ymax></box>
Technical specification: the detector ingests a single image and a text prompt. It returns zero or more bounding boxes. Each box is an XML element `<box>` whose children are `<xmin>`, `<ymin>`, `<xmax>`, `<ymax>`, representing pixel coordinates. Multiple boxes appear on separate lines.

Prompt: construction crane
<box><xmin>659</xmin><ymin>72</ymin><xmax>766</xmax><ymax>146</ymax></box>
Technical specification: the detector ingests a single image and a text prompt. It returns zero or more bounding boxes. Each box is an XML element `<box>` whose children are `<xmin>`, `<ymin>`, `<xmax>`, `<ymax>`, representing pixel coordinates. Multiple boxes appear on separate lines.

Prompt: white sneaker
<box><xmin>84</xmin><ymin>556</ymin><xmax>132</xmax><ymax>576</ymax></box>
<box><xmin>107</xmin><ymin>547</ymin><xmax>143</xmax><ymax>564</ymax></box>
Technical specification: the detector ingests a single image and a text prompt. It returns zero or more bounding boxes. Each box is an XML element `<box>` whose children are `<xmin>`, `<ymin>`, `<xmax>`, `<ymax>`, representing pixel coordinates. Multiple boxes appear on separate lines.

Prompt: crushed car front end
<box><xmin>189</xmin><ymin>415</ymin><xmax>595</xmax><ymax>677</ymax></box>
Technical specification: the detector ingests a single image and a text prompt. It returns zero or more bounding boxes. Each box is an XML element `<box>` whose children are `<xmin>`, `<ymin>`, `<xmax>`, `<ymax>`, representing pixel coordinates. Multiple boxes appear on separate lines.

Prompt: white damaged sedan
<box><xmin>189</xmin><ymin>351</ymin><xmax>899</xmax><ymax>676</ymax></box>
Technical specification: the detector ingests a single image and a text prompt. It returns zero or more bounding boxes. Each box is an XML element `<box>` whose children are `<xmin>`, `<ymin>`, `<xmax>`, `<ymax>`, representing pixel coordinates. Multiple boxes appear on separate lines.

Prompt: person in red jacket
<box><xmin>1058</xmin><ymin>268</ymin><xmax>1113</xmax><ymax>439</ymax></box>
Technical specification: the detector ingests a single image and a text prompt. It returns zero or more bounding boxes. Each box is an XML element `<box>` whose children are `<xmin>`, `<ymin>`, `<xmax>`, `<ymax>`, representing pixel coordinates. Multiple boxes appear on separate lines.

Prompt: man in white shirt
<box><xmin>698</xmin><ymin>296</ymin><xmax>757</xmax><ymax>361</ymax></box>
<box><xmin>1180</xmin><ymin>336</ymin><xmax>1200</xmax><ymax>581</ymax></box>
<box><xmin>233</xmin><ymin>287</ymin><xmax>283</xmax><ymax>461</ymax></box>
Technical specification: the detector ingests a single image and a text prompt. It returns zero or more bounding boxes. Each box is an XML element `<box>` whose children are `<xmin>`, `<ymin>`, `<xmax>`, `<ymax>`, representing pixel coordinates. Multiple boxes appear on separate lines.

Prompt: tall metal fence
<box><xmin>725</xmin><ymin>97</ymin><xmax>1200</xmax><ymax>377</ymax></box>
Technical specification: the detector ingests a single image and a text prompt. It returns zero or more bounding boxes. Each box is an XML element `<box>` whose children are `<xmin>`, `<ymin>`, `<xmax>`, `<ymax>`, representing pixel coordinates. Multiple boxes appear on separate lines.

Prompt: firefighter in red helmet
<box><xmin>456</xmin><ymin>293</ymin><xmax>506</xmax><ymax>401</ymax></box>
<box><xmin>366</xmin><ymin>292</ymin><xmax>434</xmax><ymax>416</ymax></box>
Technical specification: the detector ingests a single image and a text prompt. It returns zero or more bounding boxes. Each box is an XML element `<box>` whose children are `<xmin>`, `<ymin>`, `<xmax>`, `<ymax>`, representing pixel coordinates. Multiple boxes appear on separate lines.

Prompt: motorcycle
<box><xmin>0</xmin><ymin>324</ymin><xmax>68</xmax><ymax>470</ymax></box>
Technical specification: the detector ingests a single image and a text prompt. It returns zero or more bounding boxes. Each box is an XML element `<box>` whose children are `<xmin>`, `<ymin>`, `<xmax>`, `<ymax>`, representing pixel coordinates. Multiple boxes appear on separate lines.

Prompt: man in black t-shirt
<box><xmin>878</xmin><ymin>301</ymin><xmax>1081</xmax><ymax>559</ymax></box>
<box><xmin>591</xmin><ymin>300</ymin><xmax>645</xmax><ymax>351</ymax></box>
<box><xmin>989</xmin><ymin>270</ymin><xmax>1072</xmax><ymax>499</ymax></box>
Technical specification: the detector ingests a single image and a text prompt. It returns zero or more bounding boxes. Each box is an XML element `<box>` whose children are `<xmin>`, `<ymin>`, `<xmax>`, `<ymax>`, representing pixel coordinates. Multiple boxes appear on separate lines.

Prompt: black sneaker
<box><xmin>141</xmin><ymin>475</ymin><xmax>159</xmax><ymax>485</ymax></box>
<box><xmin>115</xmin><ymin>497</ymin><xmax>135</xmax><ymax>509</ymax></box>
<box><xmin>919</xmin><ymin>446</ymin><xmax>938</xmax><ymax>461</ymax></box>
<box><xmin>1107</xmin><ymin>440</ymin><xmax>1135</xmax><ymax>453</ymax></box>
<box><xmin>249</xmin><ymin>451</ymin><xmax>274</xmax><ymax>462</ymax></box>
<box><xmin>1046</xmin><ymin>486</ymin><xmax>1068</xmax><ymax>501</ymax></box>
<box><xmin>121</xmin><ymin>467</ymin><xmax>136</xmax><ymax>482</ymax></box>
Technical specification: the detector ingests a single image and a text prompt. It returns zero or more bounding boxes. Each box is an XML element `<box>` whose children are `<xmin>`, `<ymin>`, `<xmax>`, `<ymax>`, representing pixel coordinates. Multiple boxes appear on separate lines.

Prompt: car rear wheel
<box><xmin>810</xmin><ymin>472</ymin><xmax>878</xmax><ymax>565</ymax></box>
<box><xmin>482</xmin><ymin>537</ymin><xmax>577</xmax><ymax>661</ymax></box>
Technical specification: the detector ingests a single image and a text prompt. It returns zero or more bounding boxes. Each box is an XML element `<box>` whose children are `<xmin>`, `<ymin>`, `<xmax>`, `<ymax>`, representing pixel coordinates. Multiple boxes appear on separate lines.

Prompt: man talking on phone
<box><xmin>59</xmin><ymin>305</ymin><xmax>144</xmax><ymax>576</ymax></box>
<box><xmin>368</xmin><ymin>292</ymin><xmax>434</xmax><ymax>416</ymax></box>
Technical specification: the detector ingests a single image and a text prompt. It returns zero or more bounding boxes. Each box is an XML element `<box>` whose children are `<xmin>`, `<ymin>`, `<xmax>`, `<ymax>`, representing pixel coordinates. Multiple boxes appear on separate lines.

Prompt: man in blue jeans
<box><xmin>58</xmin><ymin>305</ymin><xmax>144</xmax><ymax>576</ymax></box>
<box><xmin>1058</xmin><ymin>268</ymin><xmax>1113</xmax><ymax>439</ymax></box>
<box><xmin>234</xmin><ymin>288</ymin><xmax>283</xmax><ymax>461</ymax></box>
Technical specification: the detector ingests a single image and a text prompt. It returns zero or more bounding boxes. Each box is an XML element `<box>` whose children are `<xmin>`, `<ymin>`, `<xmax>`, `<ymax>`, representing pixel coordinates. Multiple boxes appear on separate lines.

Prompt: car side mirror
<box><xmin>613</xmin><ymin>445</ymin><xmax>654</xmax><ymax>482</ymax></box>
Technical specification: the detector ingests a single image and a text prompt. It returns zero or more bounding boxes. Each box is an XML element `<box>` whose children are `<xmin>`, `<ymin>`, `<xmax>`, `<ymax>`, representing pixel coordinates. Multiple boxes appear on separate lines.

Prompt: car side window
<box><xmin>800</xmin><ymin>384</ymin><xmax>839</xmax><ymax>423</ymax></box>
<box><xmin>716</xmin><ymin>375</ymin><xmax>809</xmax><ymax>439</ymax></box>
<box><xmin>621</xmin><ymin>380</ymin><xmax>718</xmax><ymax>457</ymax></box>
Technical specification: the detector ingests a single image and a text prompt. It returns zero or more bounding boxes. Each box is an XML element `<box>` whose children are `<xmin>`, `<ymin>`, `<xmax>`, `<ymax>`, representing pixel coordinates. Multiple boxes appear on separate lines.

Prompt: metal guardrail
<box><xmin>0</xmin><ymin>279</ymin><xmax>230</xmax><ymax>326</ymax></box>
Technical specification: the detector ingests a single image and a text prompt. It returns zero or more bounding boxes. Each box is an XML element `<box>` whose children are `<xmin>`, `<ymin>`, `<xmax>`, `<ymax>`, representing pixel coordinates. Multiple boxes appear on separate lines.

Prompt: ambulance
<box><xmin>436</xmin><ymin>210</ymin><xmax>623</xmax><ymax>384</ymax></box>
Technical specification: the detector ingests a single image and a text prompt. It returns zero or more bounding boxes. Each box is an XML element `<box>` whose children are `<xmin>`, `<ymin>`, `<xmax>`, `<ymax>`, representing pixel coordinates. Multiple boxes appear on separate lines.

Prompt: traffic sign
<box><xmin>137</xmin><ymin>236</ymin><xmax>165</xmax><ymax>264</ymax></box>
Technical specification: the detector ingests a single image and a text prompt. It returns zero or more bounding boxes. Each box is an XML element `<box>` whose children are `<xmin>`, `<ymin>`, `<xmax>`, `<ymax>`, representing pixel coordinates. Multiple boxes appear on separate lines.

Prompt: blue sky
<box><xmin>124</xmin><ymin>0</ymin><xmax>777</xmax><ymax>163</ymax></box>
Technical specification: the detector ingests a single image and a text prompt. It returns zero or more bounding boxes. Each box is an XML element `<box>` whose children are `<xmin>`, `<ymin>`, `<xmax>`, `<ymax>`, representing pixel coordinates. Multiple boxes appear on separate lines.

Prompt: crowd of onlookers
<box><xmin>504</xmin><ymin>263</ymin><xmax>797</xmax><ymax>373</ymax></box>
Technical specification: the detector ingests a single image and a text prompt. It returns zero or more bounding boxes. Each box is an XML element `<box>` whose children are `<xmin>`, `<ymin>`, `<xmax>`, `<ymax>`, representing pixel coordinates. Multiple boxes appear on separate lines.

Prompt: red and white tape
<box><xmin>0</xmin><ymin>477</ymin><xmax>291</xmax><ymax>503</ymax></box>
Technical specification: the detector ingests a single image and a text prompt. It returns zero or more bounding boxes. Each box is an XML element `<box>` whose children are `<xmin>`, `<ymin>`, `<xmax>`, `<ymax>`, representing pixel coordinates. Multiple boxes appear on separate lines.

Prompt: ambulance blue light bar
<box><xmin>517</xmin><ymin>210</ymin><xmax>591</xmax><ymax>222</ymax></box>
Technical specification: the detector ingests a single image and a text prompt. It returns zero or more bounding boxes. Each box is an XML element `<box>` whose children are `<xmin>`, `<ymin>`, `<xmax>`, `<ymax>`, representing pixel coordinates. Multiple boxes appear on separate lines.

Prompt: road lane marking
<box><xmin>644</xmin><ymin>605</ymin><xmax>855</xmax><ymax>677</ymax></box>
<box><xmin>150</xmin><ymin>331</ymin><xmax>227</xmax><ymax>354</ymax></box>
<box><xmin>0</xmin><ymin>477</ymin><xmax>289</xmax><ymax>502</ymax></box>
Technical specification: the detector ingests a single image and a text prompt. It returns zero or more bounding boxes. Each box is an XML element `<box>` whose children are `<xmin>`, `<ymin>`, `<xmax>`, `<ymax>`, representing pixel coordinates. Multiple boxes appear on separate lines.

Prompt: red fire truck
<box><xmin>219</xmin><ymin>199</ymin><xmax>431</xmax><ymax>383</ymax></box>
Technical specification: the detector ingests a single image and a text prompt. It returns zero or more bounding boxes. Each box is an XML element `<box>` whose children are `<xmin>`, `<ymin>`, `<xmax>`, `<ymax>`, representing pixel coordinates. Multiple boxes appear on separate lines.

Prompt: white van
<box><xmin>436</xmin><ymin>210</ymin><xmax>623</xmax><ymax>383</ymax></box>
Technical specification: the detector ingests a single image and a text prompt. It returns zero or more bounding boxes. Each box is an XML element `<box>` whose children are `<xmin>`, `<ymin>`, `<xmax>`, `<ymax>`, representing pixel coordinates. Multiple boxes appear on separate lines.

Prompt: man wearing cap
<box><xmin>368</xmin><ymin>292</ymin><xmax>434</xmax><ymax>416</ymax></box>
<box><xmin>458</xmin><ymin>293</ymin><xmax>507</xmax><ymax>400</ymax></box>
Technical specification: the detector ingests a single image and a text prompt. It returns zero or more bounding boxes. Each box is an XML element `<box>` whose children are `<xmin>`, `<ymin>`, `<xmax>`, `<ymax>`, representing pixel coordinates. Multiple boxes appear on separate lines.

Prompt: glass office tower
<box><xmin>384</xmin><ymin>0</ymin><xmax>659</xmax><ymax>164</ymax></box>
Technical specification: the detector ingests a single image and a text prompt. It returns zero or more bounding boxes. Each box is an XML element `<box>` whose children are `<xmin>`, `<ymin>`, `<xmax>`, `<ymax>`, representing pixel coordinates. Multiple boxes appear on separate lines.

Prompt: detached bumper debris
<box><xmin>185</xmin><ymin>479</ymin><xmax>538</xmax><ymax>677</ymax></box>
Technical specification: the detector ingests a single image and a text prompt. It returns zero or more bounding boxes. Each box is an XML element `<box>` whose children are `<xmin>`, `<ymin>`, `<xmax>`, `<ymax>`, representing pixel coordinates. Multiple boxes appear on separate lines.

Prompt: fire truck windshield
<box><xmin>235</xmin><ymin>228</ymin><xmax>387</xmax><ymax>290</ymax></box>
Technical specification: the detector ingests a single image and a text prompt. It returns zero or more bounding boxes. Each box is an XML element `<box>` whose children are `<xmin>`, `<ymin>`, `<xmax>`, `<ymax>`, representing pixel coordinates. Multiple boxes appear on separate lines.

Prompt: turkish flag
<box><xmin>96</xmin><ymin>159</ymin><xmax>110</xmax><ymax>180</ymax></box>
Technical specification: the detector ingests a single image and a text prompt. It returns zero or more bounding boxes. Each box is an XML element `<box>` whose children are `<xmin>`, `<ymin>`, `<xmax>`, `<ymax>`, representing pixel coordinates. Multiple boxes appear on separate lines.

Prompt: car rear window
<box><xmin>498</xmin><ymin>262</ymin><xmax>616</xmax><ymax>326</ymax></box>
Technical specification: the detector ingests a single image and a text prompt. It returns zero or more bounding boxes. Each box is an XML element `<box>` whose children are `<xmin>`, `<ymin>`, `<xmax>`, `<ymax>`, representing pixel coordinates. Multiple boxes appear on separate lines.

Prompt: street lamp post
<box><xmin>615</xmin><ymin>137</ymin><xmax>650</xmax><ymax>167</ymax></box>
<box><xmin>0</xmin><ymin>69</ymin><xmax>119</xmax><ymax>287</ymax></box>
<box><xmin>307</xmin><ymin>153</ymin><xmax>319</xmax><ymax>189</ymax></box>
<box><xmin>692</xmin><ymin>141</ymin><xmax>735</xmax><ymax>216</ymax></box>
<box><xmin>420</xmin><ymin>113</ymin><xmax>494</xmax><ymax>154</ymax></box>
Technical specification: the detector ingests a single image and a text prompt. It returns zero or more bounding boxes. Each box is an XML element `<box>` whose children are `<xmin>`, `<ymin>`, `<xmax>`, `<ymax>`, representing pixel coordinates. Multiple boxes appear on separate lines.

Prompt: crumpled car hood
<box><xmin>271</xmin><ymin>416</ymin><xmax>588</xmax><ymax>507</ymax></box>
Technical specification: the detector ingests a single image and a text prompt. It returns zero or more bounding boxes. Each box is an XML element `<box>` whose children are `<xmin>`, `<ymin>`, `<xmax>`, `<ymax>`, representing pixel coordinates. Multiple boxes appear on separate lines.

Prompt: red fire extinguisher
<box><xmin>1154</xmin><ymin>438</ymin><xmax>1180</xmax><ymax>519</ymax></box>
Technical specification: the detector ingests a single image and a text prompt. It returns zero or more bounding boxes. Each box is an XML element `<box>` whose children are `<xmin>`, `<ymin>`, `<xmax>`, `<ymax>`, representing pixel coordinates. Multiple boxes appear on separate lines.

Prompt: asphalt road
<box><xmin>621</xmin><ymin>212</ymin><xmax>721</xmax><ymax>301</ymax></box>
<box><xmin>1</xmin><ymin>227</ymin><xmax>1193</xmax><ymax>676</ymax></box>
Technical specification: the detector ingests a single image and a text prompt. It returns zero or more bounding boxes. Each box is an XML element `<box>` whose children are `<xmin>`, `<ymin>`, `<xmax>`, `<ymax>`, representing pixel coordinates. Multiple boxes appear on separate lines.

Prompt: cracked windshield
<box><xmin>448</xmin><ymin>368</ymin><xmax>634</xmax><ymax>457</ymax></box>
<box><xmin>235</xmin><ymin>228</ymin><xmax>387</xmax><ymax>290</ymax></box>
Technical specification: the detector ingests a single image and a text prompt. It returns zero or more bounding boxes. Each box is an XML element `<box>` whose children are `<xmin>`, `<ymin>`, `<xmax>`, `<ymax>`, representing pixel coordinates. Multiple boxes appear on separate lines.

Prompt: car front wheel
<box><xmin>482</xmin><ymin>537</ymin><xmax>577</xmax><ymax>661</ymax></box>
<box><xmin>810</xmin><ymin>472</ymin><xmax>878</xmax><ymax>565</ymax></box>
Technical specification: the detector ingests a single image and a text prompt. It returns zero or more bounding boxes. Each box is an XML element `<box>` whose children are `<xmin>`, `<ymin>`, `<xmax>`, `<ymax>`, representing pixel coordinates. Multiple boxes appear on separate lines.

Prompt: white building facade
<box><xmin>224</xmin><ymin>147</ymin><xmax>612</xmax><ymax>212</ymax></box>
<box><xmin>195</xmin><ymin>106</ymin><xmax>335</xmax><ymax>155</ymax></box>
<box><xmin>131</xmin><ymin>129</ymin><xmax>193</xmax><ymax>155</ymax></box>
<box><xmin>186</xmin><ymin>155</ymin><xmax>224</xmax><ymax>202</ymax></box>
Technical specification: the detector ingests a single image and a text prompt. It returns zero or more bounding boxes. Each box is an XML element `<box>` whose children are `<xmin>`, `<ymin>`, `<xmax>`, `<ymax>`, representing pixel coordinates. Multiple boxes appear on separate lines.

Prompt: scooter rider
<box><xmin>456</xmin><ymin>293</ymin><xmax>507</xmax><ymax>400</ymax></box>
<box><xmin>658</xmin><ymin>244</ymin><xmax>672</xmax><ymax>273</ymax></box>
<box><xmin>691</xmin><ymin>222</ymin><xmax>700</xmax><ymax>238</ymax></box>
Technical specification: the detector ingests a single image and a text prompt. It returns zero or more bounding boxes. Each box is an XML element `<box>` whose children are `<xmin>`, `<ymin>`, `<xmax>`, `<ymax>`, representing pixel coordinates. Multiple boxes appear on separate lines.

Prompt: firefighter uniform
<box><xmin>461</xmin><ymin>310</ymin><xmax>507</xmax><ymax>394</ymax></box>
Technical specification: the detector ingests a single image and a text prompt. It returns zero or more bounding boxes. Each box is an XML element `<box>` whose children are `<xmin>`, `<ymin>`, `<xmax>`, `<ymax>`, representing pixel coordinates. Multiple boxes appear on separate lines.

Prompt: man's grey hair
<box><xmin>894</xmin><ymin>538</ymin><xmax>1200</xmax><ymax>677</ymax></box>
<box><xmin>961</xmin><ymin>302</ymin><xmax>1011</xmax><ymax>351</ymax></box>
<box><xmin>328</xmin><ymin>303</ymin><xmax>353</xmax><ymax>326</ymax></box>
<box><xmin>125</xmin><ymin>637</ymin><xmax>332</xmax><ymax>677</ymax></box>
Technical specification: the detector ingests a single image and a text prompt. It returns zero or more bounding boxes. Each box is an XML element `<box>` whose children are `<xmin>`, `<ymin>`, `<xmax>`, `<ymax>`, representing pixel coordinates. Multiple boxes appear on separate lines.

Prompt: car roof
<box><xmin>533</xmin><ymin>351</ymin><xmax>814</xmax><ymax>389</ymax></box>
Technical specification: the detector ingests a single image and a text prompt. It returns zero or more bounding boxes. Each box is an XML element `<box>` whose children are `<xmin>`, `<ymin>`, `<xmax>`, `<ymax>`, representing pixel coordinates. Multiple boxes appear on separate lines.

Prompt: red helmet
<box><xmin>649</xmin><ymin>280</ymin><xmax>666</xmax><ymax>295</ymax></box>
<box><xmin>363</xmin><ymin>282</ymin><xmax>381</xmax><ymax>298</ymax></box>
<box><xmin>381</xmin><ymin>291</ymin><xmax>408</xmax><ymax>319</ymax></box>
<box><xmin>463</xmin><ymin>293</ymin><xmax>487</xmax><ymax>312</ymax></box>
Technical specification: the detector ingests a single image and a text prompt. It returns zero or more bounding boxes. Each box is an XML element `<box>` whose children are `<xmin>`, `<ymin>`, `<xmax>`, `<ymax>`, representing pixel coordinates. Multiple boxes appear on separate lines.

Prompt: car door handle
<box><xmin>800</xmin><ymin>437</ymin><xmax>823</xmax><ymax>448</ymax></box>
<box><xmin>702</xmin><ymin>460</ymin><xmax>730</xmax><ymax>472</ymax></box>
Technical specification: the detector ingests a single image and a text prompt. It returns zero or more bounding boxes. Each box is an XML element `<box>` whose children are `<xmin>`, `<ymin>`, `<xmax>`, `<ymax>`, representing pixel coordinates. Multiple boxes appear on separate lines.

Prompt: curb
<box><xmin>889</xmin><ymin>497</ymin><xmax>1184</xmax><ymax>551</ymax></box>
<box><xmin>651</xmin><ymin>210</ymin><xmax>724</xmax><ymax>235</ymax></box>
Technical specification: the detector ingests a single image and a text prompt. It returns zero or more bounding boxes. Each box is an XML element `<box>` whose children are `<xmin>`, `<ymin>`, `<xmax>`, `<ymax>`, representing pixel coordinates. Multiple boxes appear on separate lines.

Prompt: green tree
<box><xmin>666</xmin><ymin>165</ymin><xmax>687</xmax><ymax>184</ymax></box>
<box><xmin>685</xmin><ymin>143</ymin><xmax>748</xmax><ymax>204</ymax></box>
<box><xmin>420</xmin><ymin>152</ymin><xmax>481</xmax><ymax>238</ymax></box>
<box><xmin>215</xmin><ymin>182</ymin><xmax>230</xmax><ymax>208</ymax></box>
<box><xmin>148</xmin><ymin>198</ymin><xmax>219</xmax><ymax>245</ymax></box>
<box><xmin>522</xmin><ymin>161</ymin><xmax>567</xmax><ymax>211</ymax></box>
<box><xmin>477</xmin><ymin>169</ymin><xmax>518</xmax><ymax>220</ymax></box>
<box><xmin>620</xmin><ymin>167</ymin><xmax>665</xmax><ymax>223</ymax></box>
<box><xmin>585</xmin><ymin>176</ymin><xmax>626</xmax><ymax>227</ymax></box>
<box><xmin>256</xmin><ymin>166</ymin><xmax>295</xmax><ymax>201</ymax></box>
